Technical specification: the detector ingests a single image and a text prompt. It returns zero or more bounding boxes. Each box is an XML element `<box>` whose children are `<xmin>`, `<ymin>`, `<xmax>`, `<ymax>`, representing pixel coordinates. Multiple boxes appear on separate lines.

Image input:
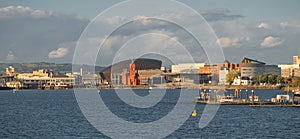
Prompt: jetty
<box><xmin>249</xmin><ymin>104</ymin><xmax>300</xmax><ymax>107</ymax></box>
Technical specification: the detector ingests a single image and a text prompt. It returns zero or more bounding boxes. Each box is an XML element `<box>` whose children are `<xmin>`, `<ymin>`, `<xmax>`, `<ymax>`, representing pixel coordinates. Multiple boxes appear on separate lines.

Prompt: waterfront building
<box><xmin>240</xmin><ymin>57</ymin><xmax>280</xmax><ymax>78</ymax></box>
<box><xmin>171</xmin><ymin>63</ymin><xmax>205</xmax><ymax>73</ymax></box>
<box><xmin>199</xmin><ymin>65</ymin><xmax>219</xmax><ymax>75</ymax></box>
<box><xmin>232</xmin><ymin>76</ymin><xmax>252</xmax><ymax>85</ymax></box>
<box><xmin>138</xmin><ymin>69</ymin><xmax>165</xmax><ymax>85</ymax></box>
<box><xmin>5</xmin><ymin>66</ymin><xmax>15</xmax><ymax>75</ymax></box>
<box><xmin>278</xmin><ymin>64</ymin><xmax>300</xmax><ymax>77</ymax></box>
<box><xmin>100</xmin><ymin>58</ymin><xmax>162</xmax><ymax>83</ymax></box>
<box><xmin>278</xmin><ymin>56</ymin><xmax>300</xmax><ymax>77</ymax></box>
<box><xmin>164</xmin><ymin>73</ymin><xmax>210</xmax><ymax>85</ymax></box>
<box><xmin>128</xmin><ymin>63</ymin><xmax>140</xmax><ymax>86</ymax></box>
<box><xmin>294</xmin><ymin>68</ymin><xmax>300</xmax><ymax>77</ymax></box>
<box><xmin>293</xmin><ymin>56</ymin><xmax>300</xmax><ymax>65</ymax></box>
<box><xmin>198</xmin><ymin>60</ymin><xmax>239</xmax><ymax>85</ymax></box>
<box><xmin>218</xmin><ymin>67</ymin><xmax>228</xmax><ymax>85</ymax></box>
<box><xmin>217</xmin><ymin>60</ymin><xmax>239</xmax><ymax>71</ymax></box>
<box><xmin>81</xmin><ymin>73</ymin><xmax>102</xmax><ymax>87</ymax></box>
<box><xmin>5</xmin><ymin>68</ymin><xmax>75</xmax><ymax>89</ymax></box>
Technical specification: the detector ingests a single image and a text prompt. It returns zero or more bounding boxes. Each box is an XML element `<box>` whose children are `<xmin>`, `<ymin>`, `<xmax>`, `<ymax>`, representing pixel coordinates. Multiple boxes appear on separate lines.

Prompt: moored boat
<box><xmin>0</xmin><ymin>86</ymin><xmax>13</xmax><ymax>90</ymax></box>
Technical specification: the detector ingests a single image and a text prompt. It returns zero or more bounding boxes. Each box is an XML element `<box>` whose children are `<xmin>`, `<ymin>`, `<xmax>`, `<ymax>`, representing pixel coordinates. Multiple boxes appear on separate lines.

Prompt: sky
<box><xmin>0</xmin><ymin>0</ymin><xmax>300</xmax><ymax>66</ymax></box>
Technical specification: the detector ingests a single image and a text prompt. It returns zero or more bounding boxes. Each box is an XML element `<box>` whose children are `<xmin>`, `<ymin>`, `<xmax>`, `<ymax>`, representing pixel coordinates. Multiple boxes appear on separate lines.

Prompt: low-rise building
<box><xmin>278</xmin><ymin>64</ymin><xmax>300</xmax><ymax>77</ymax></box>
<box><xmin>293</xmin><ymin>56</ymin><xmax>300</xmax><ymax>65</ymax></box>
<box><xmin>232</xmin><ymin>76</ymin><xmax>252</xmax><ymax>85</ymax></box>
<box><xmin>172</xmin><ymin>63</ymin><xmax>205</xmax><ymax>73</ymax></box>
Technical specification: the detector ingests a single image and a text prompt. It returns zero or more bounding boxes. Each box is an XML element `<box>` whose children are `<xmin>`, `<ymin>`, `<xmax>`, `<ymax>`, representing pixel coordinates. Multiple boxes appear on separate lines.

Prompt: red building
<box><xmin>128</xmin><ymin>63</ymin><xmax>140</xmax><ymax>86</ymax></box>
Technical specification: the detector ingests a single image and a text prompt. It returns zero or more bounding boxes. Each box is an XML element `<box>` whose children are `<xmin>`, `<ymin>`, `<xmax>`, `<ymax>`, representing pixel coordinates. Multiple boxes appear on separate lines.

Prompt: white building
<box><xmin>232</xmin><ymin>76</ymin><xmax>252</xmax><ymax>85</ymax></box>
<box><xmin>171</xmin><ymin>63</ymin><xmax>205</xmax><ymax>73</ymax></box>
<box><xmin>218</xmin><ymin>68</ymin><xmax>228</xmax><ymax>85</ymax></box>
<box><xmin>293</xmin><ymin>56</ymin><xmax>300</xmax><ymax>65</ymax></box>
<box><xmin>278</xmin><ymin>64</ymin><xmax>300</xmax><ymax>77</ymax></box>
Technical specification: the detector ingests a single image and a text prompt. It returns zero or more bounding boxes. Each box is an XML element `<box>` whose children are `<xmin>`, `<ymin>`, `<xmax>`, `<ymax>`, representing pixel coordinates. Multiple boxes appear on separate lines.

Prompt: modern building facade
<box><xmin>240</xmin><ymin>57</ymin><xmax>280</xmax><ymax>78</ymax></box>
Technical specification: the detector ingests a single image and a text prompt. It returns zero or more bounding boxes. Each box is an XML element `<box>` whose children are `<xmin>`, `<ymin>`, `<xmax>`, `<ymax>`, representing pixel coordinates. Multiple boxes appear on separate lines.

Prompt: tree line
<box><xmin>226</xmin><ymin>70</ymin><xmax>300</xmax><ymax>87</ymax></box>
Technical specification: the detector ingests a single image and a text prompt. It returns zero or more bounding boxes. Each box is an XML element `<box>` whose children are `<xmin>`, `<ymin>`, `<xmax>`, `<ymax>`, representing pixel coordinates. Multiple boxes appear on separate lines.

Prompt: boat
<box><xmin>0</xmin><ymin>86</ymin><xmax>13</xmax><ymax>90</ymax></box>
<box><xmin>219</xmin><ymin>95</ymin><xmax>235</xmax><ymax>102</ymax></box>
<box><xmin>294</xmin><ymin>90</ymin><xmax>300</xmax><ymax>97</ymax></box>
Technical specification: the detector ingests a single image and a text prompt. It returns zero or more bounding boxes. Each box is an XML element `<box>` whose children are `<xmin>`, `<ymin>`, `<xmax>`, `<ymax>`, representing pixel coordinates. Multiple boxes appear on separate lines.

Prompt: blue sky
<box><xmin>0</xmin><ymin>0</ymin><xmax>299</xmax><ymax>65</ymax></box>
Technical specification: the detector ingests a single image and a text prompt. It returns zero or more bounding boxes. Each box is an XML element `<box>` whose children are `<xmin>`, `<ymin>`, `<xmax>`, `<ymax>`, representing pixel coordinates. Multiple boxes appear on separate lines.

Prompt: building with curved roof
<box><xmin>100</xmin><ymin>58</ymin><xmax>162</xmax><ymax>83</ymax></box>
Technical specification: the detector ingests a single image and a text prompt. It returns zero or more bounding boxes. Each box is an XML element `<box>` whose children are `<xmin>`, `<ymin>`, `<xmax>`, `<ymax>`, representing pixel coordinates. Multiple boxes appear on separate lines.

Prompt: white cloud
<box><xmin>102</xmin><ymin>16</ymin><xmax>124</xmax><ymax>25</ymax></box>
<box><xmin>216</xmin><ymin>37</ymin><xmax>240</xmax><ymax>48</ymax></box>
<box><xmin>0</xmin><ymin>5</ymin><xmax>299</xmax><ymax>64</ymax></box>
<box><xmin>48</xmin><ymin>48</ymin><xmax>69</xmax><ymax>58</ymax></box>
<box><xmin>6</xmin><ymin>51</ymin><xmax>16</xmax><ymax>61</ymax></box>
<box><xmin>0</xmin><ymin>6</ymin><xmax>88</xmax><ymax>62</ymax></box>
<box><xmin>258</xmin><ymin>22</ymin><xmax>270</xmax><ymax>29</ymax></box>
<box><xmin>134</xmin><ymin>16</ymin><xmax>152</xmax><ymax>25</ymax></box>
<box><xmin>260</xmin><ymin>36</ymin><xmax>283</xmax><ymax>48</ymax></box>
<box><xmin>280</xmin><ymin>21</ymin><xmax>300</xmax><ymax>29</ymax></box>
<box><xmin>0</xmin><ymin>6</ymin><xmax>50</xmax><ymax>19</ymax></box>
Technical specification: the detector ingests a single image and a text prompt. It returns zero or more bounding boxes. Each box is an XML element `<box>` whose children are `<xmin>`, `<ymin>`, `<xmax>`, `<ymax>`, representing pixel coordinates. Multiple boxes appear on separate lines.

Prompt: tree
<box><xmin>251</xmin><ymin>73</ymin><xmax>282</xmax><ymax>85</ymax></box>
<box><xmin>226</xmin><ymin>70</ymin><xmax>239</xmax><ymax>85</ymax></box>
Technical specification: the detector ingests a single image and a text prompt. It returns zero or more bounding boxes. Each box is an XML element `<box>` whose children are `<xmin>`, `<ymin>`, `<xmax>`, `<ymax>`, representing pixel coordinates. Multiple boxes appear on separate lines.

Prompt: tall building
<box><xmin>293</xmin><ymin>56</ymin><xmax>300</xmax><ymax>65</ymax></box>
<box><xmin>128</xmin><ymin>63</ymin><xmax>140</xmax><ymax>86</ymax></box>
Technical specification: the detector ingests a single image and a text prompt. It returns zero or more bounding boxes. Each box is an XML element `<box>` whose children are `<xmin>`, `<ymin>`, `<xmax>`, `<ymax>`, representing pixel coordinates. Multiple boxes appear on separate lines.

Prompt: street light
<box><xmin>240</xmin><ymin>89</ymin><xmax>242</xmax><ymax>100</ymax></box>
<box><xmin>246</xmin><ymin>89</ymin><xmax>248</xmax><ymax>102</ymax></box>
<box><xmin>251</xmin><ymin>90</ymin><xmax>254</xmax><ymax>105</ymax></box>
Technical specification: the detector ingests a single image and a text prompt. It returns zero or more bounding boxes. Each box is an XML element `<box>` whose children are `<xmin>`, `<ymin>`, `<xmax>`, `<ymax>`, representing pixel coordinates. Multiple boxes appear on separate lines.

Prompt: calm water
<box><xmin>0</xmin><ymin>89</ymin><xmax>299</xmax><ymax>138</ymax></box>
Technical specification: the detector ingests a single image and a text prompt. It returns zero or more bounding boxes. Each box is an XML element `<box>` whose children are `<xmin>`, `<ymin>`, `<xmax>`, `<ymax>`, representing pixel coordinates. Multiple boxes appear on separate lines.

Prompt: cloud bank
<box><xmin>0</xmin><ymin>5</ymin><xmax>299</xmax><ymax>65</ymax></box>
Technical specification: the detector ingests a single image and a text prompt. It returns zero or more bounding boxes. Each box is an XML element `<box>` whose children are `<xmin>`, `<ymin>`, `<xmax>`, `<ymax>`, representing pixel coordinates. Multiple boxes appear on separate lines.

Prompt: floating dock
<box><xmin>193</xmin><ymin>100</ymin><xmax>272</xmax><ymax>105</ymax></box>
<box><xmin>249</xmin><ymin>104</ymin><xmax>300</xmax><ymax>107</ymax></box>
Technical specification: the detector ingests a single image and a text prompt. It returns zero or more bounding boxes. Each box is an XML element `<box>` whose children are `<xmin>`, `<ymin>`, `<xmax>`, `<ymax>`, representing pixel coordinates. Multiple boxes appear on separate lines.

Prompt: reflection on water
<box><xmin>0</xmin><ymin>89</ymin><xmax>299</xmax><ymax>138</ymax></box>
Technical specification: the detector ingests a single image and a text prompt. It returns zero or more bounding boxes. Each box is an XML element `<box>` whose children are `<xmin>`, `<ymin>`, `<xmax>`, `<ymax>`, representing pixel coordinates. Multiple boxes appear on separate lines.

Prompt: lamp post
<box><xmin>251</xmin><ymin>90</ymin><xmax>254</xmax><ymax>105</ymax></box>
<box><xmin>246</xmin><ymin>89</ymin><xmax>248</xmax><ymax>102</ymax></box>
<box><xmin>240</xmin><ymin>89</ymin><xmax>242</xmax><ymax>100</ymax></box>
<box><xmin>292</xmin><ymin>90</ymin><xmax>295</xmax><ymax>104</ymax></box>
<box><xmin>204</xmin><ymin>89</ymin><xmax>206</xmax><ymax>100</ymax></box>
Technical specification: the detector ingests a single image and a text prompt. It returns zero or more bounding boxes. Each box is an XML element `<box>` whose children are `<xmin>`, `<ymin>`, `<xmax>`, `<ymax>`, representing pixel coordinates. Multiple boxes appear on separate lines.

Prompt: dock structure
<box><xmin>249</xmin><ymin>104</ymin><xmax>300</xmax><ymax>108</ymax></box>
<box><xmin>194</xmin><ymin>100</ymin><xmax>272</xmax><ymax>105</ymax></box>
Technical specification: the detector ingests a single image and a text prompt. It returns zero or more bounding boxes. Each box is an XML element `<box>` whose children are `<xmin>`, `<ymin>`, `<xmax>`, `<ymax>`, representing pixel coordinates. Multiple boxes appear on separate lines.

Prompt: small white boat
<box><xmin>294</xmin><ymin>90</ymin><xmax>300</xmax><ymax>97</ymax></box>
<box><xmin>219</xmin><ymin>95</ymin><xmax>234</xmax><ymax>102</ymax></box>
